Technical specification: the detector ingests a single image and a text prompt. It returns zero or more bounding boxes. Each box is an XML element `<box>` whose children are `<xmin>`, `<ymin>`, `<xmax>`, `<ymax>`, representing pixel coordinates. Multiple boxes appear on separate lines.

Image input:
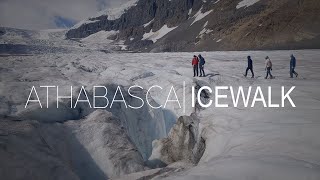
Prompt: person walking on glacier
<box><xmin>192</xmin><ymin>55</ymin><xmax>199</xmax><ymax>77</ymax></box>
<box><xmin>198</xmin><ymin>54</ymin><xmax>206</xmax><ymax>77</ymax></box>
<box><xmin>265</xmin><ymin>56</ymin><xmax>274</xmax><ymax>79</ymax></box>
<box><xmin>290</xmin><ymin>54</ymin><xmax>298</xmax><ymax>78</ymax></box>
<box><xmin>244</xmin><ymin>56</ymin><xmax>254</xmax><ymax>78</ymax></box>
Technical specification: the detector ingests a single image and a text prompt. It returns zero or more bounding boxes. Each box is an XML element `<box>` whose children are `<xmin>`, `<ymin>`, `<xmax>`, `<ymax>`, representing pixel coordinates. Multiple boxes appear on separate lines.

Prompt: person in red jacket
<box><xmin>192</xmin><ymin>55</ymin><xmax>199</xmax><ymax>77</ymax></box>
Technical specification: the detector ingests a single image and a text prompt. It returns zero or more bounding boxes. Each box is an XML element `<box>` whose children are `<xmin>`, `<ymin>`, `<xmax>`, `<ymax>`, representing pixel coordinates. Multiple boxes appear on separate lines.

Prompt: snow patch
<box><xmin>203</xmin><ymin>21</ymin><xmax>208</xmax><ymax>28</ymax></box>
<box><xmin>236</xmin><ymin>0</ymin><xmax>261</xmax><ymax>9</ymax></box>
<box><xmin>71</xmin><ymin>0</ymin><xmax>138</xmax><ymax>29</ymax></box>
<box><xmin>198</xmin><ymin>28</ymin><xmax>213</xmax><ymax>38</ymax></box>
<box><xmin>190</xmin><ymin>7</ymin><xmax>213</xmax><ymax>26</ymax></box>
<box><xmin>71</xmin><ymin>20</ymin><xmax>100</xmax><ymax>30</ymax></box>
<box><xmin>142</xmin><ymin>25</ymin><xmax>178</xmax><ymax>43</ymax></box>
<box><xmin>115</xmin><ymin>40</ymin><xmax>128</xmax><ymax>51</ymax></box>
<box><xmin>120</xmin><ymin>45</ymin><xmax>128</xmax><ymax>51</ymax></box>
<box><xmin>95</xmin><ymin>0</ymin><xmax>138</xmax><ymax>20</ymax></box>
<box><xmin>188</xmin><ymin>8</ymin><xmax>193</xmax><ymax>16</ymax></box>
<box><xmin>143</xmin><ymin>19</ymin><xmax>154</xmax><ymax>28</ymax></box>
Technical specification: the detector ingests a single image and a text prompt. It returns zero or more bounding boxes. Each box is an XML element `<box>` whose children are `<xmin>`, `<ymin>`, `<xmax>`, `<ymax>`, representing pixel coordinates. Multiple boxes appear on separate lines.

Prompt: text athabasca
<box><xmin>25</xmin><ymin>84</ymin><xmax>296</xmax><ymax>109</ymax></box>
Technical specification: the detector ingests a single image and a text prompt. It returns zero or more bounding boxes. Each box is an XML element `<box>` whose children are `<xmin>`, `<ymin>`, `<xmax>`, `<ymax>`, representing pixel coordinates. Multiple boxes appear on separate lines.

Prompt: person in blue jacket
<box><xmin>290</xmin><ymin>54</ymin><xmax>298</xmax><ymax>78</ymax></box>
<box><xmin>198</xmin><ymin>54</ymin><xmax>206</xmax><ymax>77</ymax></box>
<box><xmin>244</xmin><ymin>56</ymin><xmax>254</xmax><ymax>78</ymax></box>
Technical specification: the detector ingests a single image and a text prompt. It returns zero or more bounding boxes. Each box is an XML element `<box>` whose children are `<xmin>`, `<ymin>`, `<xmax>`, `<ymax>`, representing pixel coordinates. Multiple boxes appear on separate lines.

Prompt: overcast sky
<box><xmin>0</xmin><ymin>0</ymin><xmax>129</xmax><ymax>30</ymax></box>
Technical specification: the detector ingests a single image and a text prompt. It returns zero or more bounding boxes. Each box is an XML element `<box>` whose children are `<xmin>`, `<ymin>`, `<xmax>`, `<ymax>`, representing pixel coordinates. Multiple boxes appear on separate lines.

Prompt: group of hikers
<box><xmin>192</xmin><ymin>54</ymin><xmax>299</xmax><ymax>79</ymax></box>
<box><xmin>192</xmin><ymin>54</ymin><xmax>206</xmax><ymax>77</ymax></box>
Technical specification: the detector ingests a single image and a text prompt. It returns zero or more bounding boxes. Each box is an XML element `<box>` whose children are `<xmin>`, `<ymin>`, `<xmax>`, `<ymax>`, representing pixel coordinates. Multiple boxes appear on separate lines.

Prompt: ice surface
<box><xmin>65</xmin><ymin>110</ymin><xmax>146</xmax><ymax>178</ymax></box>
<box><xmin>1</xmin><ymin>28</ymin><xmax>320</xmax><ymax>179</ymax></box>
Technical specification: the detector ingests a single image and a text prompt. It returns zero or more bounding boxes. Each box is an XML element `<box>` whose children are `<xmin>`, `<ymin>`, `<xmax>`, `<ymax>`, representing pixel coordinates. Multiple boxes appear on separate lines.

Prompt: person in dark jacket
<box><xmin>198</xmin><ymin>54</ymin><xmax>206</xmax><ymax>77</ymax></box>
<box><xmin>290</xmin><ymin>54</ymin><xmax>298</xmax><ymax>78</ymax></box>
<box><xmin>244</xmin><ymin>56</ymin><xmax>254</xmax><ymax>78</ymax></box>
<box><xmin>192</xmin><ymin>55</ymin><xmax>199</xmax><ymax>77</ymax></box>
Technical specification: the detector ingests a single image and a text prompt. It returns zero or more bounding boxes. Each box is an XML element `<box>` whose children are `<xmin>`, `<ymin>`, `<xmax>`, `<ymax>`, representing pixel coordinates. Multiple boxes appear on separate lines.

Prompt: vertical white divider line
<box><xmin>183</xmin><ymin>81</ymin><xmax>186</xmax><ymax>114</ymax></box>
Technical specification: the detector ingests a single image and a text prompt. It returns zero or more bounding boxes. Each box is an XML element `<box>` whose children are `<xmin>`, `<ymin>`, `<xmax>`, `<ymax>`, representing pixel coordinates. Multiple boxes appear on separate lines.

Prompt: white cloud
<box><xmin>0</xmin><ymin>0</ymin><xmax>130</xmax><ymax>30</ymax></box>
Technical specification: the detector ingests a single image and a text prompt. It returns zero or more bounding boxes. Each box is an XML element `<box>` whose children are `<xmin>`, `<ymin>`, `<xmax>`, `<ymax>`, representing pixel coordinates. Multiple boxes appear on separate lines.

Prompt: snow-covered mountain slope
<box><xmin>66</xmin><ymin>0</ymin><xmax>320</xmax><ymax>52</ymax></box>
<box><xmin>71</xmin><ymin>0</ymin><xmax>139</xmax><ymax>30</ymax></box>
<box><xmin>1</xmin><ymin>28</ymin><xmax>320</xmax><ymax>179</ymax></box>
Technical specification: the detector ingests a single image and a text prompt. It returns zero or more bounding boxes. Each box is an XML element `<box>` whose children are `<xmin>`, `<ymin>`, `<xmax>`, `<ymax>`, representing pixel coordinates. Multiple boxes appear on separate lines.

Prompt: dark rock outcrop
<box><xmin>148</xmin><ymin>115</ymin><xmax>206</xmax><ymax>166</ymax></box>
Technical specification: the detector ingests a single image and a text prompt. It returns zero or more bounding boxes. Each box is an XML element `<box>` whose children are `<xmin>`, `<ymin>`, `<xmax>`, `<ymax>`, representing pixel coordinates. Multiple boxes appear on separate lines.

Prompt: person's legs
<box><xmin>293</xmin><ymin>68</ymin><xmax>298</xmax><ymax>77</ymax></box>
<box><xmin>200</xmin><ymin>65</ymin><xmax>205</xmax><ymax>77</ymax></box>
<box><xmin>245</xmin><ymin>67</ymin><xmax>249</xmax><ymax>77</ymax></box>
<box><xmin>266</xmin><ymin>67</ymin><xmax>273</xmax><ymax>79</ymax></box>
<box><xmin>193</xmin><ymin>66</ymin><xmax>196</xmax><ymax>77</ymax></box>
<box><xmin>269</xmin><ymin>68</ymin><xmax>273</xmax><ymax>78</ymax></box>
<box><xmin>196</xmin><ymin>65</ymin><xmax>199</xmax><ymax>76</ymax></box>
<box><xmin>290</xmin><ymin>67</ymin><xmax>293</xmax><ymax>78</ymax></box>
<box><xmin>250</xmin><ymin>68</ymin><xmax>254</xmax><ymax>78</ymax></box>
<box><xmin>202</xmin><ymin>66</ymin><xmax>205</xmax><ymax>77</ymax></box>
<box><xmin>199</xmin><ymin>66</ymin><xmax>203</xmax><ymax>76</ymax></box>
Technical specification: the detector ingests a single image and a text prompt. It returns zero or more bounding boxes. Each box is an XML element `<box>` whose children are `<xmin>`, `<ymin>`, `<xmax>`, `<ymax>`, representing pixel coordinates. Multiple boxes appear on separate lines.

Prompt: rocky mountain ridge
<box><xmin>66</xmin><ymin>0</ymin><xmax>320</xmax><ymax>52</ymax></box>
